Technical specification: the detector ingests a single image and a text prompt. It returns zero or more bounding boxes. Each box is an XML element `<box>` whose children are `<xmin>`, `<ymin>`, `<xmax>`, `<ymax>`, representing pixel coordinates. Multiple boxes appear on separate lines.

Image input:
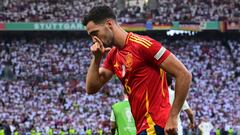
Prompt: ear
<box><xmin>105</xmin><ymin>19</ymin><xmax>114</xmax><ymax>28</ymax></box>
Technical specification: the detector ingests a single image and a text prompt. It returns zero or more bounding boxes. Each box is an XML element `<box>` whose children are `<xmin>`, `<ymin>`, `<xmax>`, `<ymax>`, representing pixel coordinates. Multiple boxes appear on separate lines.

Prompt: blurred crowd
<box><xmin>0</xmin><ymin>0</ymin><xmax>239</xmax><ymax>134</ymax></box>
<box><xmin>228</xmin><ymin>40</ymin><xmax>240</xmax><ymax>77</ymax></box>
<box><xmin>0</xmin><ymin>0</ymin><xmax>117</xmax><ymax>23</ymax></box>
<box><xmin>151</xmin><ymin>0</ymin><xmax>240</xmax><ymax>23</ymax></box>
<box><xmin>0</xmin><ymin>0</ymin><xmax>239</xmax><ymax>23</ymax></box>
<box><xmin>0</xmin><ymin>38</ymin><xmax>123</xmax><ymax>134</ymax></box>
<box><xmin>0</xmin><ymin>36</ymin><xmax>239</xmax><ymax>134</ymax></box>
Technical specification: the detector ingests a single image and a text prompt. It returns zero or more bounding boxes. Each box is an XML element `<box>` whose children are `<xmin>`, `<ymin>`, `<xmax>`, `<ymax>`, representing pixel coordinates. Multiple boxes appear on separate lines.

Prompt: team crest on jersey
<box><xmin>125</xmin><ymin>52</ymin><xmax>133</xmax><ymax>71</ymax></box>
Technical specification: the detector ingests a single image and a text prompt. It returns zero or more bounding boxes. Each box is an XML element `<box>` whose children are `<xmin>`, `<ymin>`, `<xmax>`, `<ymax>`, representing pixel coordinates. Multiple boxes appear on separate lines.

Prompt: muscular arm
<box><xmin>86</xmin><ymin>57</ymin><xmax>113</xmax><ymax>94</ymax></box>
<box><xmin>161</xmin><ymin>53</ymin><xmax>192</xmax><ymax>133</ymax></box>
<box><xmin>85</xmin><ymin>36</ymin><xmax>113</xmax><ymax>94</ymax></box>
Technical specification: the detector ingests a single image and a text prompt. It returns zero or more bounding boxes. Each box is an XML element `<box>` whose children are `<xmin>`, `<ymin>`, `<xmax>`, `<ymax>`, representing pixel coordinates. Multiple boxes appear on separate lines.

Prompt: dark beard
<box><xmin>104</xmin><ymin>40</ymin><xmax>113</xmax><ymax>48</ymax></box>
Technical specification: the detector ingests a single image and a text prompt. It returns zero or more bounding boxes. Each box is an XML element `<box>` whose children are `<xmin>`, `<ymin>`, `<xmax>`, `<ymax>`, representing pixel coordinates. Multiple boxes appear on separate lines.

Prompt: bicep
<box><xmin>99</xmin><ymin>67</ymin><xmax>114</xmax><ymax>85</ymax></box>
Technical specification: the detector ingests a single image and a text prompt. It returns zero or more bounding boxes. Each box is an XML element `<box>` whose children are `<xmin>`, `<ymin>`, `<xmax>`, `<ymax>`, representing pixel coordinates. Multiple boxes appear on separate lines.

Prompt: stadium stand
<box><xmin>0</xmin><ymin>35</ymin><xmax>239</xmax><ymax>134</ymax></box>
<box><xmin>0</xmin><ymin>0</ymin><xmax>239</xmax><ymax>134</ymax></box>
<box><xmin>1</xmin><ymin>0</ymin><xmax>239</xmax><ymax>23</ymax></box>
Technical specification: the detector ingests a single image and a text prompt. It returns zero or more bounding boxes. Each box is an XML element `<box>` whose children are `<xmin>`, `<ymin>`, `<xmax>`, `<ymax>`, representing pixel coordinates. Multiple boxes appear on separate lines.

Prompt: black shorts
<box><xmin>138</xmin><ymin>125</ymin><xmax>165</xmax><ymax>135</ymax></box>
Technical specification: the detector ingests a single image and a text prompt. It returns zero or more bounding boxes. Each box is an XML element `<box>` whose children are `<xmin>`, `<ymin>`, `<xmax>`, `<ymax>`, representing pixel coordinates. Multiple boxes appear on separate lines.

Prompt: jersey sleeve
<box><xmin>102</xmin><ymin>49</ymin><xmax>114</xmax><ymax>72</ymax></box>
<box><xmin>139</xmin><ymin>36</ymin><xmax>171</xmax><ymax>66</ymax></box>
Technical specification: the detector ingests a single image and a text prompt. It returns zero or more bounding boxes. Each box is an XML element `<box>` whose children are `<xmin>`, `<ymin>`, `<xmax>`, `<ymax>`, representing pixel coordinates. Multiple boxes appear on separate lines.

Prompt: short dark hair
<box><xmin>82</xmin><ymin>5</ymin><xmax>116</xmax><ymax>26</ymax></box>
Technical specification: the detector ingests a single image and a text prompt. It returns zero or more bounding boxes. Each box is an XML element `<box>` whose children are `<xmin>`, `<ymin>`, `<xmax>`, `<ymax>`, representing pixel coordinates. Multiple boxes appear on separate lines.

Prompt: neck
<box><xmin>113</xmin><ymin>25</ymin><xmax>128</xmax><ymax>48</ymax></box>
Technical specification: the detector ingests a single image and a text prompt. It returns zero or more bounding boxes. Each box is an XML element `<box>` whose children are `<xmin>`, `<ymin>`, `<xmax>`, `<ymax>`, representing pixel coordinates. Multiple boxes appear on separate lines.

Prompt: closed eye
<box><xmin>89</xmin><ymin>30</ymin><xmax>98</xmax><ymax>36</ymax></box>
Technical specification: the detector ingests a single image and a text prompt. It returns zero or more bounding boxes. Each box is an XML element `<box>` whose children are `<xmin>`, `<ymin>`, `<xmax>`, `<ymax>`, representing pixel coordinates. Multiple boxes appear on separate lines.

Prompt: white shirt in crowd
<box><xmin>198</xmin><ymin>121</ymin><xmax>213</xmax><ymax>135</ymax></box>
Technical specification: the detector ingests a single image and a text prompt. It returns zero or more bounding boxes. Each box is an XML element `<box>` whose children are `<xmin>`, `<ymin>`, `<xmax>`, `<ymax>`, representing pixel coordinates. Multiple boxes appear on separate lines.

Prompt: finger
<box><xmin>93</xmin><ymin>37</ymin><xmax>105</xmax><ymax>53</ymax></box>
<box><xmin>165</xmin><ymin>128</ymin><xmax>172</xmax><ymax>135</ymax></box>
<box><xmin>166</xmin><ymin>128</ymin><xmax>177</xmax><ymax>135</ymax></box>
<box><xmin>90</xmin><ymin>44</ymin><xmax>97</xmax><ymax>52</ymax></box>
<box><xmin>164</xmin><ymin>130</ymin><xmax>168</xmax><ymax>135</ymax></box>
<box><xmin>104</xmin><ymin>47</ymin><xmax>111</xmax><ymax>52</ymax></box>
<box><xmin>93</xmin><ymin>36</ymin><xmax>103</xmax><ymax>48</ymax></box>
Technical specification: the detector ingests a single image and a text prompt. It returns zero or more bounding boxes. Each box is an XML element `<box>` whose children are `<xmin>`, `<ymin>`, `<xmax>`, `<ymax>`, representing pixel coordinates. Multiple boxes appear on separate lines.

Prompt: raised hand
<box><xmin>90</xmin><ymin>36</ymin><xmax>111</xmax><ymax>60</ymax></box>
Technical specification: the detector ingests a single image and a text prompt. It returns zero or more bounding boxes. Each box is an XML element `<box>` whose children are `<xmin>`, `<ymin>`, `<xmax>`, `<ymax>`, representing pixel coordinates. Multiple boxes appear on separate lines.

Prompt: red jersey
<box><xmin>102</xmin><ymin>33</ymin><xmax>171</xmax><ymax>134</ymax></box>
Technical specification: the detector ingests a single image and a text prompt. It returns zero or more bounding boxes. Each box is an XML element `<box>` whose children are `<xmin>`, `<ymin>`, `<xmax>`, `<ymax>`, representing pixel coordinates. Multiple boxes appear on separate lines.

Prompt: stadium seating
<box><xmin>0</xmin><ymin>37</ymin><xmax>239</xmax><ymax>134</ymax></box>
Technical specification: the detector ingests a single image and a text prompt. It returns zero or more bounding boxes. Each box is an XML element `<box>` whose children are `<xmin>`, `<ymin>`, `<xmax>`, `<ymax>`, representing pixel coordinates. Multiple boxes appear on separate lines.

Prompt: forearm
<box><xmin>170</xmin><ymin>71</ymin><xmax>192</xmax><ymax>118</ymax></box>
<box><xmin>86</xmin><ymin>57</ymin><xmax>102</xmax><ymax>94</ymax></box>
<box><xmin>187</xmin><ymin>109</ymin><xmax>194</xmax><ymax>124</ymax></box>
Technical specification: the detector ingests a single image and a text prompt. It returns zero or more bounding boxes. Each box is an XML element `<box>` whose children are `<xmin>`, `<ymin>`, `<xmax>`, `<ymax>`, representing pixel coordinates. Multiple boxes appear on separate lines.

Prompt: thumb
<box><xmin>104</xmin><ymin>47</ymin><xmax>111</xmax><ymax>52</ymax></box>
<box><xmin>93</xmin><ymin>36</ymin><xmax>103</xmax><ymax>47</ymax></box>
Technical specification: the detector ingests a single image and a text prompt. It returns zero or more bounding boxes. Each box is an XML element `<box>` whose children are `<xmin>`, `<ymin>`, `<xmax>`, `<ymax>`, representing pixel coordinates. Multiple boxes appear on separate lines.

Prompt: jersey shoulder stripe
<box><xmin>129</xmin><ymin>34</ymin><xmax>152</xmax><ymax>48</ymax></box>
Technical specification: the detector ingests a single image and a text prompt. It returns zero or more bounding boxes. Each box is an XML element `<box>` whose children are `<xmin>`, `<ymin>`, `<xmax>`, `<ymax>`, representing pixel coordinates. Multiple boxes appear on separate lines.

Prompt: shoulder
<box><xmin>127</xmin><ymin>33</ymin><xmax>155</xmax><ymax>49</ymax></box>
<box><xmin>112</xmin><ymin>101</ymin><xmax>121</xmax><ymax>107</ymax></box>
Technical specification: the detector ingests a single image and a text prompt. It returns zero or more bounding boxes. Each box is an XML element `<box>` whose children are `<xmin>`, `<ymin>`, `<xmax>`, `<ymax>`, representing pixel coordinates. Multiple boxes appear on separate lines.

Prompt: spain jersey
<box><xmin>102</xmin><ymin>33</ymin><xmax>171</xmax><ymax>134</ymax></box>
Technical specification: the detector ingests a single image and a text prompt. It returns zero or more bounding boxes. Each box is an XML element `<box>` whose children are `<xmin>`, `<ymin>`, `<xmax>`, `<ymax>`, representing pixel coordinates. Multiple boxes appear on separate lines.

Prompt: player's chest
<box><xmin>112</xmin><ymin>51</ymin><xmax>143</xmax><ymax>79</ymax></box>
